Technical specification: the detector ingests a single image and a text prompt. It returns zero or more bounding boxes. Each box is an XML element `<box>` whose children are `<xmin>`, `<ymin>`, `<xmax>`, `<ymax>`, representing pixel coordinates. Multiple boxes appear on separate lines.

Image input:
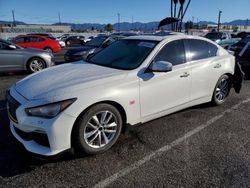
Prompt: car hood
<box><xmin>67</xmin><ymin>46</ymin><xmax>94</xmax><ymax>54</ymax></box>
<box><xmin>15</xmin><ymin>62</ymin><xmax>127</xmax><ymax>100</ymax></box>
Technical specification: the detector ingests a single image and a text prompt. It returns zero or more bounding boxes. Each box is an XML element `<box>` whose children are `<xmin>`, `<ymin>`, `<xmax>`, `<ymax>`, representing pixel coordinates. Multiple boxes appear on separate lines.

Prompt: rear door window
<box><xmin>28</xmin><ymin>37</ymin><xmax>44</xmax><ymax>42</ymax></box>
<box><xmin>185</xmin><ymin>39</ymin><xmax>218</xmax><ymax>61</ymax></box>
<box><xmin>154</xmin><ymin>39</ymin><xmax>186</xmax><ymax>66</ymax></box>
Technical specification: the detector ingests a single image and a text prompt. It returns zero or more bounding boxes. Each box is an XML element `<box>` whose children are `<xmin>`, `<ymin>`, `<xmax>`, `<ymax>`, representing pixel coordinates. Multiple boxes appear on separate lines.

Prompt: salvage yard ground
<box><xmin>0</xmin><ymin>49</ymin><xmax>250</xmax><ymax>187</ymax></box>
<box><xmin>0</xmin><ymin>55</ymin><xmax>250</xmax><ymax>187</ymax></box>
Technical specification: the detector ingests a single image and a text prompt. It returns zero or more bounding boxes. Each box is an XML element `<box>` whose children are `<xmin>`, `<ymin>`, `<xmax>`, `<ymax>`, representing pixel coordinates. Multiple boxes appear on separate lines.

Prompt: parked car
<box><xmin>27</xmin><ymin>33</ymin><xmax>65</xmax><ymax>48</ymax></box>
<box><xmin>228</xmin><ymin>36</ymin><xmax>250</xmax><ymax>56</ymax></box>
<box><xmin>7</xmin><ymin>35</ymin><xmax>240</xmax><ymax>156</ymax></box>
<box><xmin>27</xmin><ymin>33</ymin><xmax>55</xmax><ymax>39</ymax></box>
<box><xmin>12</xmin><ymin>35</ymin><xmax>61</xmax><ymax>53</ymax></box>
<box><xmin>204</xmin><ymin>32</ymin><xmax>240</xmax><ymax>48</ymax></box>
<box><xmin>83</xmin><ymin>36</ymin><xmax>95</xmax><ymax>43</ymax></box>
<box><xmin>65</xmin><ymin>35</ymin><xmax>85</xmax><ymax>46</ymax></box>
<box><xmin>0</xmin><ymin>39</ymin><xmax>53</xmax><ymax>73</ymax></box>
<box><xmin>234</xmin><ymin>32</ymin><xmax>250</xmax><ymax>39</ymax></box>
<box><xmin>232</xmin><ymin>41</ymin><xmax>250</xmax><ymax>76</ymax></box>
<box><xmin>56</xmin><ymin>34</ymin><xmax>70</xmax><ymax>41</ymax></box>
<box><xmin>64</xmin><ymin>35</ymin><xmax>124</xmax><ymax>61</ymax></box>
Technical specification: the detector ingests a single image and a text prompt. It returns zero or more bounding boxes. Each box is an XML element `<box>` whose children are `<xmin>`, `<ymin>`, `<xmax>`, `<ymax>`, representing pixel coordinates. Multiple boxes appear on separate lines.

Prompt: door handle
<box><xmin>180</xmin><ymin>72</ymin><xmax>190</xmax><ymax>78</ymax></box>
<box><xmin>214</xmin><ymin>64</ymin><xmax>221</xmax><ymax>68</ymax></box>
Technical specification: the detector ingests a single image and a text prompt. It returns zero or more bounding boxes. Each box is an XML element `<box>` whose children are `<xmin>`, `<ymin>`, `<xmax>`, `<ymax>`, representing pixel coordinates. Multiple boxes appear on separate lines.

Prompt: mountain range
<box><xmin>0</xmin><ymin>19</ymin><xmax>249</xmax><ymax>31</ymax></box>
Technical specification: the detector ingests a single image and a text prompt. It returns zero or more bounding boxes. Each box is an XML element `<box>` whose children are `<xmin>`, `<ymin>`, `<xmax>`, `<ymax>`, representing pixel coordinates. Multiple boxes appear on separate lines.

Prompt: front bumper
<box><xmin>7</xmin><ymin>89</ymin><xmax>77</xmax><ymax>156</ymax></box>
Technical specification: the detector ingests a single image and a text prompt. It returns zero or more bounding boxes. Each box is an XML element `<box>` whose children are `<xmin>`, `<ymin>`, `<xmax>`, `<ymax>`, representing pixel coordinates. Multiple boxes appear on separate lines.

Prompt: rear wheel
<box><xmin>72</xmin><ymin>103</ymin><xmax>123</xmax><ymax>155</ymax></box>
<box><xmin>27</xmin><ymin>57</ymin><xmax>46</xmax><ymax>73</ymax></box>
<box><xmin>211</xmin><ymin>75</ymin><xmax>231</xmax><ymax>105</ymax></box>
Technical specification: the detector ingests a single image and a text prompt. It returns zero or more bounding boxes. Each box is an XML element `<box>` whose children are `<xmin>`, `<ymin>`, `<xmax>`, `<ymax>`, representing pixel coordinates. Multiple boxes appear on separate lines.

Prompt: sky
<box><xmin>0</xmin><ymin>0</ymin><xmax>249</xmax><ymax>24</ymax></box>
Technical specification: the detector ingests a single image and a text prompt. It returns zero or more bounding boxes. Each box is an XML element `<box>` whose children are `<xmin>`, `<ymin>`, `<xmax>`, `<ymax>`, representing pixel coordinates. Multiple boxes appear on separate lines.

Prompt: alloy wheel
<box><xmin>215</xmin><ymin>77</ymin><xmax>229</xmax><ymax>102</ymax></box>
<box><xmin>84</xmin><ymin>111</ymin><xmax>118</xmax><ymax>149</ymax></box>
<box><xmin>30</xmin><ymin>59</ymin><xmax>45</xmax><ymax>72</ymax></box>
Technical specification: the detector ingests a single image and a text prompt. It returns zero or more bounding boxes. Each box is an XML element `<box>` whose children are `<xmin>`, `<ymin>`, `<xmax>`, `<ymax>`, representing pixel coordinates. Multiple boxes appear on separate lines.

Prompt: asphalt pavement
<box><xmin>0</xmin><ymin>63</ymin><xmax>250</xmax><ymax>187</ymax></box>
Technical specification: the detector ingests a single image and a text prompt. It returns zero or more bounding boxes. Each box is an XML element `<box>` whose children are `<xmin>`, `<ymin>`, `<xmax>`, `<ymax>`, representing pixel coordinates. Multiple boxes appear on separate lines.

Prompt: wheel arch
<box><xmin>26</xmin><ymin>56</ymin><xmax>47</xmax><ymax>70</ymax></box>
<box><xmin>44</xmin><ymin>46</ymin><xmax>53</xmax><ymax>52</ymax></box>
<box><xmin>71</xmin><ymin>100</ymin><xmax>127</xmax><ymax>147</ymax></box>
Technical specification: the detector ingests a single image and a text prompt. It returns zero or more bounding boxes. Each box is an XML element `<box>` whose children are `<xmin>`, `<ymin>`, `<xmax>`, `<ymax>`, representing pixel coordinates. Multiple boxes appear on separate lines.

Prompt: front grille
<box><xmin>14</xmin><ymin>126</ymin><xmax>50</xmax><ymax>147</ymax></box>
<box><xmin>6</xmin><ymin>91</ymin><xmax>20</xmax><ymax>123</ymax></box>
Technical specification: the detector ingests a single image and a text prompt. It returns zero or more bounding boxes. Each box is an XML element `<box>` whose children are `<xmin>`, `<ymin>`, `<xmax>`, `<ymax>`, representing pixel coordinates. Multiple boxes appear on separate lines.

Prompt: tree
<box><xmin>185</xmin><ymin>21</ymin><xmax>193</xmax><ymax>29</ymax></box>
<box><xmin>105</xmin><ymin>23</ymin><xmax>113</xmax><ymax>31</ymax></box>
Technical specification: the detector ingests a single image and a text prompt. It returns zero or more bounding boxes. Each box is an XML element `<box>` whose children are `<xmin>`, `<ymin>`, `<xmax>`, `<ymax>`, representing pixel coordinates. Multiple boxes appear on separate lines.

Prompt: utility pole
<box><xmin>12</xmin><ymin>10</ymin><xmax>16</xmax><ymax>27</ymax></box>
<box><xmin>117</xmin><ymin>13</ymin><xmax>121</xmax><ymax>32</ymax></box>
<box><xmin>132</xmin><ymin>16</ymin><xmax>134</xmax><ymax>30</ymax></box>
<box><xmin>58</xmin><ymin>12</ymin><xmax>61</xmax><ymax>25</ymax></box>
<box><xmin>217</xmin><ymin>10</ymin><xmax>222</xmax><ymax>32</ymax></box>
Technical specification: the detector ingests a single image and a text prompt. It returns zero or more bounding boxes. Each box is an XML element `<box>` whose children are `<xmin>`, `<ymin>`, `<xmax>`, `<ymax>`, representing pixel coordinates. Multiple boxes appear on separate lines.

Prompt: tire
<box><xmin>72</xmin><ymin>103</ymin><xmax>123</xmax><ymax>155</ymax></box>
<box><xmin>211</xmin><ymin>75</ymin><xmax>231</xmax><ymax>105</ymax></box>
<box><xmin>27</xmin><ymin>57</ymin><xmax>46</xmax><ymax>73</ymax></box>
<box><xmin>44</xmin><ymin>47</ymin><xmax>53</xmax><ymax>53</ymax></box>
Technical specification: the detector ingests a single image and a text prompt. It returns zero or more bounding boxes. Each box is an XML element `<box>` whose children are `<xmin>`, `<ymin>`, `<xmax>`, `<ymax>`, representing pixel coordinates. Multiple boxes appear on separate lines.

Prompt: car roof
<box><xmin>125</xmin><ymin>35</ymin><xmax>170</xmax><ymax>41</ymax></box>
<box><xmin>15</xmin><ymin>34</ymin><xmax>46</xmax><ymax>38</ymax></box>
<box><xmin>124</xmin><ymin>34</ymin><xmax>218</xmax><ymax>45</ymax></box>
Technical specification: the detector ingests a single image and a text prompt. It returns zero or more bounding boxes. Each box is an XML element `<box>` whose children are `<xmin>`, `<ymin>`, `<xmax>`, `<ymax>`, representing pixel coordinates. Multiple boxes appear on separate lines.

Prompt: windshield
<box><xmin>205</xmin><ymin>33</ymin><xmax>222</xmax><ymax>40</ymax></box>
<box><xmin>88</xmin><ymin>40</ymin><xmax>158</xmax><ymax>70</ymax></box>
<box><xmin>1</xmin><ymin>39</ymin><xmax>23</xmax><ymax>49</ymax></box>
<box><xmin>85</xmin><ymin>37</ymin><xmax>107</xmax><ymax>47</ymax></box>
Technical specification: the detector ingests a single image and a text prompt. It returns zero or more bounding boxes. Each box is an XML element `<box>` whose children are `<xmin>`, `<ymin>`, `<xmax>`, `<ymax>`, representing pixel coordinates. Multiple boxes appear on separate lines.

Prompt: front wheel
<box><xmin>27</xmin><ymin>57</ymin><xmax>46</xmax><ymax>73</ymax></box>
<box><xmin>211</xmin><ymin>75</ymin><xmax>231</xmax><ymax>105</ymax></box>
<box><xmin>72</xmin><ymin>103</ymin><xmax>123</xmax><ymax>155</ymax></box>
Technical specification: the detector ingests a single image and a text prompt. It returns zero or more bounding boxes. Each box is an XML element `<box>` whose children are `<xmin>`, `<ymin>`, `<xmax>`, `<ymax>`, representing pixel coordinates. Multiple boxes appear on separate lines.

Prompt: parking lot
<box><xmin>0</xmin><ymin>51</ymin><xmax>250</xmax><ymax>187</ymax></box>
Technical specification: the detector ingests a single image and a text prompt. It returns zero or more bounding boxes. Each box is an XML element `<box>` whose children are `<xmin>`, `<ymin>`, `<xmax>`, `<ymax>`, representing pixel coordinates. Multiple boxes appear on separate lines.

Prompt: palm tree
<box><xmin>176</xmin><ymin>0</ymin><xmax>191</xmax><ymax>31</ymax></box>
<box><xmin>173</xmin><ymin>0</ymin><xmax>178</xmax><ymax>30</ymax></box>
<box><xmin>178</xmin><ymin>0</ymin><xmax>185</xmax><ymax>31</ymax></box>
<box><xmin>173</xmin><ymin>0</ymin><xmax>178</xmax><ymax>18</ymax></box>
<box><xmin>171</xmin><ymin>0</ymin><xmax>173</xmax><ymax>30</ymax></box>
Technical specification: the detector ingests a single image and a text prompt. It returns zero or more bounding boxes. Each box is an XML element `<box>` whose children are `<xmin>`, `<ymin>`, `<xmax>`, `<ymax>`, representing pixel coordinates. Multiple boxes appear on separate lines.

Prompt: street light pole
<box><xmin>217</xmin><ymin>10</ymin><xmax>222</xmax><ymax>32</ymax></box>
<box><xmin>117</xmin><ymin>13</ymin><xmax>121</xmax><ymax>32</ymax></box>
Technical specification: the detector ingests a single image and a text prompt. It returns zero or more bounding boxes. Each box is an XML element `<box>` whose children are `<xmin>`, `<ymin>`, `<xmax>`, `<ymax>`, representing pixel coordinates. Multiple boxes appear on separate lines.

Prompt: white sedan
<box><xmin>7</xmin><ymin>35</ymin><xmax>235</xmax><ymax>156</ymax></box>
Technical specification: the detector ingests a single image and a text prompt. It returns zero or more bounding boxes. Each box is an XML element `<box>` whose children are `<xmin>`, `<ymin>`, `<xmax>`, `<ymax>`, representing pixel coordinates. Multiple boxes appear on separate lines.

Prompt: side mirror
<box><xmin>149</xmin><ymin>61</ymin><xmax>173</xmax><ymax>73</ymax></box>
<box><xmin>9</xmin><ymin>45</ymin><xmax>17</xmax><ymax>50</ymax></box>
<box><xmin>221</xmin><ymin>36</ymin><xmax>226</xmax><ymax>40</ymax></box>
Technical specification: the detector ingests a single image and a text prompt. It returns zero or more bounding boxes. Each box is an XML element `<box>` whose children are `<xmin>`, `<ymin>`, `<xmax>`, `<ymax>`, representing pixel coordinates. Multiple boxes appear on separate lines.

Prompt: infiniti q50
<box><xmin>7</xmin><ymin>35</ymin><xmax>236</xmax><ymax>156</ymax></box>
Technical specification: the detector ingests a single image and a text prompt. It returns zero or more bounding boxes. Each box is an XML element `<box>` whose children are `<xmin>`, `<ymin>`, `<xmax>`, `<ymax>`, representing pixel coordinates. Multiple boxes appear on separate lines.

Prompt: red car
<box><xmin>12</xmin><ymin>35</ymin><xmax>61</xmax><ymax>53</ymax></box>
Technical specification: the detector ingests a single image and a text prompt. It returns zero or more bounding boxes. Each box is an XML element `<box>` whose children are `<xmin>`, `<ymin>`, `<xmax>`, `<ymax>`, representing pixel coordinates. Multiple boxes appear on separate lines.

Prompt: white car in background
<box><xmin>57</xmin><ymin>40</ymin><xmax>66</xmax><ymax>48</ymax></box>
<box><xmin>7</xmin><ymin>35</ymin><xmax>236</xmax><ymax>156</ymax></box>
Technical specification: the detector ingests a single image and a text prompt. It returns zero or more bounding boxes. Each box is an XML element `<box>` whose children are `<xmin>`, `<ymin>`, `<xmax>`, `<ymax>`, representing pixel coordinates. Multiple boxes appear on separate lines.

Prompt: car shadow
<box><xmin>0</xmin><ymin>71</ymin><xmax>28</xmax><ymax>77</ymax></box>
<box><xmin>242</xmin><ymin>67</ymin><xmax>250</xmax><ymax>80</ymax></box>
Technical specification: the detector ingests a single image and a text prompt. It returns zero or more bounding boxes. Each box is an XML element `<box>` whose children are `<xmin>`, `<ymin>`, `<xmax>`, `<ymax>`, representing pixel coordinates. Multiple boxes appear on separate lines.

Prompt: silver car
<box><xmin>0</xmin><ymin>39</ymin><xmax>54</xmax><ymax>73</ymax></box>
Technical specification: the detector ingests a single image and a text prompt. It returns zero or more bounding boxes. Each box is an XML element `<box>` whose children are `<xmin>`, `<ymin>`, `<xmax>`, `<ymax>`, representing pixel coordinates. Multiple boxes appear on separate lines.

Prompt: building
<box><xmin>0</xmin><ymin>24</ymin><xmax>71</xmax><ymax>33</ymax></box>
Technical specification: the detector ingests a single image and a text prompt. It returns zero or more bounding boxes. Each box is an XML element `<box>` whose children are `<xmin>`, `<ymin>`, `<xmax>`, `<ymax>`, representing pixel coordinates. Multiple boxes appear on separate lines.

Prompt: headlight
<box><xmin>25</xmin><ymin>98</ymin><xmax>76</xmax><ymax>118</ymax></box>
